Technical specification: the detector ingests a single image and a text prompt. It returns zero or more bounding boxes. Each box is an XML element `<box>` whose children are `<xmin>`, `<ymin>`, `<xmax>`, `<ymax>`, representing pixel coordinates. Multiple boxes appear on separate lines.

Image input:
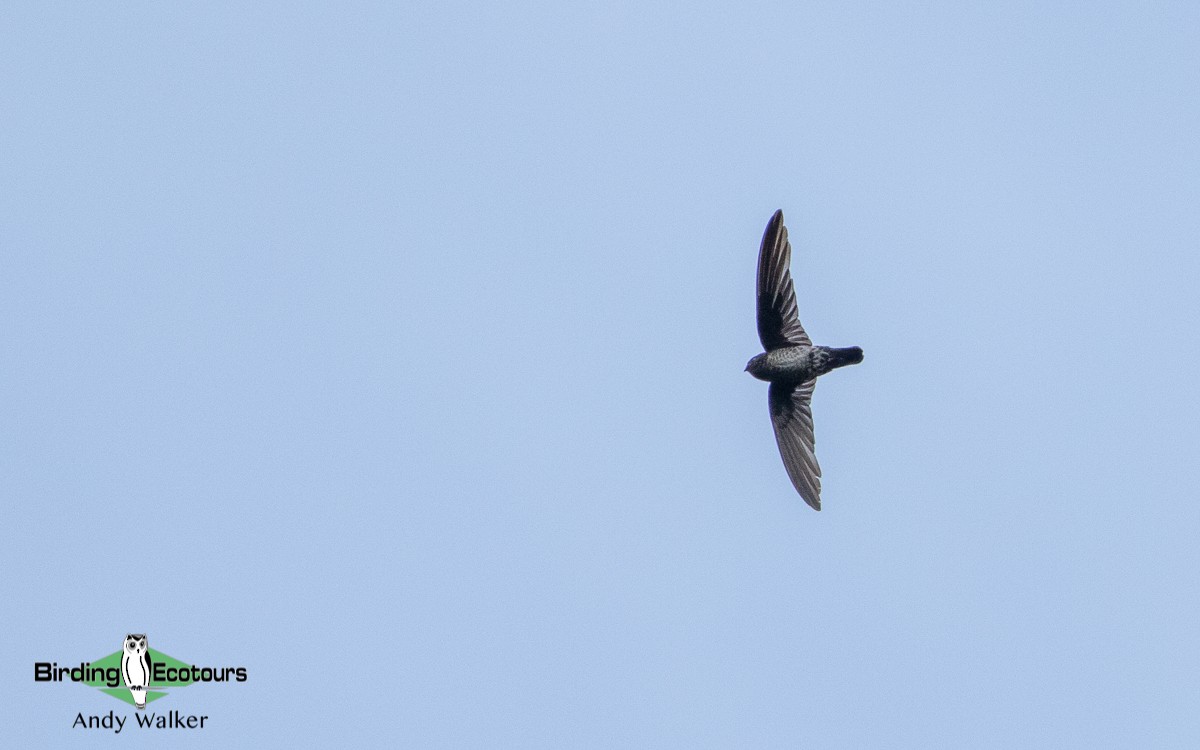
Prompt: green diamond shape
<box><xmin>83</xmin><ymin>648</ymin><xmax>196</xmax><ymax>705</ymax></box>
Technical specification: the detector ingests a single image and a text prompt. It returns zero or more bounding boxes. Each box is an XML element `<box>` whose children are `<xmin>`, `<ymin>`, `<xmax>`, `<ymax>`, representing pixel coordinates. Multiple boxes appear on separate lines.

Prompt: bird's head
<box><xmin>745</xmin><ymin>353</ymin><xmax>768</xmax><ymax>379</ymax></box>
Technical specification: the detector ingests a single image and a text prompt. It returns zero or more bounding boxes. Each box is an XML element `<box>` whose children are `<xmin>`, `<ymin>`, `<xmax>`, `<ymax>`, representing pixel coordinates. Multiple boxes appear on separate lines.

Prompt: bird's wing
<box><xmin>768</xmin><ymin>379</ymin><xmax>822</xmax><ymax>510</ymax></box>
<box><xmin>757</xmin><ymin>210</ymin><xmax>812</xmax><ymax>351</ymax></box>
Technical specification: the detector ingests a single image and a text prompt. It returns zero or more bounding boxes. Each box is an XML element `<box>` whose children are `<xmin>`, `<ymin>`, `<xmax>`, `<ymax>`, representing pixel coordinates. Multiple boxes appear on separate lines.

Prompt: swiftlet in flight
<box><xmin>745</xmin><ymin>210</ymin><xmax>863</xmax><ymax>511</ymax></box>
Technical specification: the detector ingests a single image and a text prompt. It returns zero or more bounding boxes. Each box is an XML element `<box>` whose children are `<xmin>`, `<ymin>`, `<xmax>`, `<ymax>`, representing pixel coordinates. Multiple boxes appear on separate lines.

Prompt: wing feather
<box><xmin>756</xmin><ymin>210</ymin><xmax>812</xmax><ymax>351</ymax></box>
<box><xmin>768</xmin><ymin>380</ymin><xmax>822</xmax><ymax>510</ymax></box>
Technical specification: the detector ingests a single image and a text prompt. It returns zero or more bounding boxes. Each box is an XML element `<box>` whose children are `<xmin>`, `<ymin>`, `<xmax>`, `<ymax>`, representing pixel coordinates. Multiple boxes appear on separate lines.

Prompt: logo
<box><xmin>34</xmin><ymin>633</ymin><xmax>247</xmax><ymax>733</ymax></box>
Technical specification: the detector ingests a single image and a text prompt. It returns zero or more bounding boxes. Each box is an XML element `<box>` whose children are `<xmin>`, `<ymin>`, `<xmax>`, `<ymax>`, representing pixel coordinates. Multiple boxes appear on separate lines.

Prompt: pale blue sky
<box><xmin>3</xmin><ymin>2</ymin><xmax>1199</xmax><ymax>747</ymax></box>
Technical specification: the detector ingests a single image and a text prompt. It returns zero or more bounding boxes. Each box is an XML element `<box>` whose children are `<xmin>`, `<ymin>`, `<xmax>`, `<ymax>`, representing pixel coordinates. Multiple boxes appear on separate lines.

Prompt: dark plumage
<box><xmin>745</xmin><ymin>210</ymin><xmax>862</xmax><ymax>510</ymax></box>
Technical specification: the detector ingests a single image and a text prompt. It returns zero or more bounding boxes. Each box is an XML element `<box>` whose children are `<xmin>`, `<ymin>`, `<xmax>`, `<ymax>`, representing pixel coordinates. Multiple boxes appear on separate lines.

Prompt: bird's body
<box><xmin>121</xmin><ymin>634</ymin><xmax>151</xmax><ymax>710</ymax></box>
<box><xmin>745</xmin><ymin>345</ymin><xmax>862</xmax><ymax>385</ymax></box>
<box><xmin>747</xmin><ymin>209</ymin><xmax>862</xmax><ymax>511</ymax></box>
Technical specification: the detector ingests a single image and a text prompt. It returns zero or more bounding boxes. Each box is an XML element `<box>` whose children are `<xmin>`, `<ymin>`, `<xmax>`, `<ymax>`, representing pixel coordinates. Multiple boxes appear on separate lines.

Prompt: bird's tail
<box><xmin>828</xmin><ymin>346</ymin><xmax>864</xmax><ymax>369</ymax></box>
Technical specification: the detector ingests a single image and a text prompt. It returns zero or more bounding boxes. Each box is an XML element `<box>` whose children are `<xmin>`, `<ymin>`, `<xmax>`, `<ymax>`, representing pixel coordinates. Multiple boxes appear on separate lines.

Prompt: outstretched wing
<box><xmin>768</xmin><ymin>380</ymin><xmax>822</xmax><ymax>510</ymax></box>
<box><xmin>757</xmin><ymin>210</ymin><xmax>812</xmax><ymax>351</ymax></box>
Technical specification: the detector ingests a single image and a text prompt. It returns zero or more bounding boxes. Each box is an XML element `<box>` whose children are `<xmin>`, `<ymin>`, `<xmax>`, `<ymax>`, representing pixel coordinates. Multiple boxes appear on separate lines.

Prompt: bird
<box><xmin>745</xmin><ymin>210</ymin><xmax>862</xmax><ymax>510</ymax></box>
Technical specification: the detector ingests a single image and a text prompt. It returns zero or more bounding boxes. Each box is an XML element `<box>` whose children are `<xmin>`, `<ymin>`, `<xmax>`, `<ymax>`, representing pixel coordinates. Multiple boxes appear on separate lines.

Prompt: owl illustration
<box><xmin>121</xmin><ymin>634</ymin><xmax>152</xmax><ymax>709</ymax></box>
